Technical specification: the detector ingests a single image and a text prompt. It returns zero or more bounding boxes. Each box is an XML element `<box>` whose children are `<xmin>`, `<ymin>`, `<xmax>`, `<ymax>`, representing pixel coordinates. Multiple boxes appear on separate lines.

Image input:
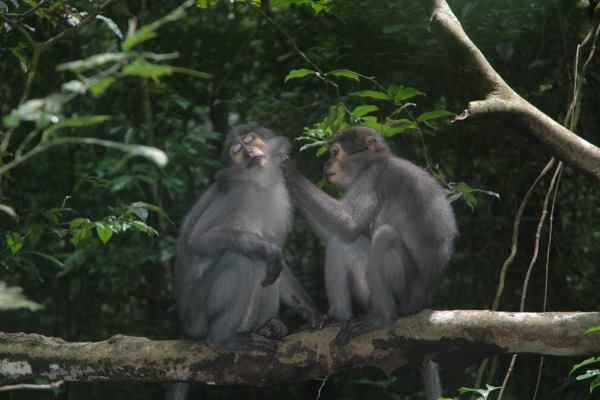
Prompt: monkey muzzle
<box><xmin>246</xmin><ymin>155</ymin><xmax>266</xmax><ymax>169</ymax></box>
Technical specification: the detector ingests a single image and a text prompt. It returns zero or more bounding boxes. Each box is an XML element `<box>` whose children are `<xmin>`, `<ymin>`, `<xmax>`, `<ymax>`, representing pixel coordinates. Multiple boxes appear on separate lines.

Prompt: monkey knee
<box><xmin>371</xmin><ymin>225</ymin><xmax>400</xmax><ymax>249</ymax></box>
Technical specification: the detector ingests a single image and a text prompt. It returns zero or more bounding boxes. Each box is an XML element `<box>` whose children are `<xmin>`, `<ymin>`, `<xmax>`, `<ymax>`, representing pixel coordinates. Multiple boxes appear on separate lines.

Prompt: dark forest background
<box><xmin>1</xmin><ymin>0</ymin><xmax>599</xmax><ymax>399</ymax></box>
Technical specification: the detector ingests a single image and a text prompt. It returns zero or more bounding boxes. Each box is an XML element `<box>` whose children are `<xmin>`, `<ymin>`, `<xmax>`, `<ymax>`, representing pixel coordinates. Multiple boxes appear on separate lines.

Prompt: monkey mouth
<box><xmin>247</xmin><ymin>156</ymin><xmax>266</xmax><ymax>169</ymax></box>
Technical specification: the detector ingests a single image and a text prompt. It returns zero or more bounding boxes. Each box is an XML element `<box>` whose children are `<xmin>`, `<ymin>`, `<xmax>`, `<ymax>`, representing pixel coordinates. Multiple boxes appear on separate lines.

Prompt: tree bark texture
<box><xmin>421</xmin><ymin>0</ymin><xmax>600</xmax><ymax>182</ymax></box>
<box><xmin>1</xmin><ymin>310</ymin><xmax>598</xmax><ymax>386</ymax></box>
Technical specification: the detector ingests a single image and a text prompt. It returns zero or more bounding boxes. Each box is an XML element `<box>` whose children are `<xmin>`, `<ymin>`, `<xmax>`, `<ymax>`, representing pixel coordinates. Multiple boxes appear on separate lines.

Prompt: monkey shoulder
<box><xmin>385</xmin><ymin>157</ymin><xmax>444</xmax><ymax>194</ymax></box>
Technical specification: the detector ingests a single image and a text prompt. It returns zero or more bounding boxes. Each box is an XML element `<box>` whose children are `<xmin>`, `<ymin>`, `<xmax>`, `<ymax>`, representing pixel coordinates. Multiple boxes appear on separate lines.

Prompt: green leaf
<box><xmin>270</xmin><ymin>0</ymin><xmax>311</xmax><ymax>6</ymax></box>
<box><xmin>27</xmin><ymin>225</ymin><xmax>43</xmax><ymax>247</ymax></box>
<box><xmin>23</xmin><ymin>251</ymin><xmax>65</xmax><ymax>268</ymax></box>
<box><xmin>382</xmin><ymin>118</ymin><xmax>417</xmax><ymax>136</ymax></box>
<box><xmin>122</xmin><ymin>24</ymin><xmax>158</xmax><ymax>51</ymax></box>
<box><xmin>122</xmin><ymin>1</ymin><xmax>194</xmax><ymax>50</ymax></box>
<box><xmin>130</xmin><ymin>202</ymin><xmax>175</xmax><ymax>225</ymax></box>
<box><xmin>285</xmin><ymin>68</ymin><xmax>318</xmax><ymax>82</ymax></box>
<box><xmin>96</xmin><ymin>223</ymin><xmax>114</xmax><ymax>244</ymax></box>
<box><xmin>69</xmin><ymin>218</ymin><xmax>93</xmax><ymax>247</ymax></box>
<box><xmin>56</xmin><ymin>53</ymin><xmax>129</xmax><ymax>73</ymax></box>
<box><xmin>197</xmin><ymin>0</ymin><xmax>220</xmax><ymax>8</ymax></box>
<box><xmin>591</xmin><ymin>376</ymin><xmax>600</xmax><ymax>392</ymax></box>
<box><xmin>457</xmin><ymin>384</ymin><xmax>501</xmax><ymax>399</ymax></box>
<box><xmin>0</xmin><ymin>282</ymin><xmax>44</xmax><ymax>312</ymax></box>
<box><xmin>585</xmin><ymin>326</ymin><xmax>600</xmax><ymax>335</ymax></box>
<box><xmin>417</xmin><ymin>110</ymin><xmax>455</xmax><ymax>122</ymax></box>
<box><xmin>52</xmin><ymin>115</ymin><xmax>111</xmax><ymax>129</ymax></box>
<box><xmin>6</xmin><ymin>231</ymin><xmax>24</xmax><ymax>255</ymax></box>
<box><xmin>58</xmin><ymin>138</ymin><xmax>168</xmax><ymax>167</ymax></box>
<box><xmin>90</xmin><ymin>76</ymin><xmax>117</xmax><ymax>97</ymax></box>
<box><xmin>121</xmin><ymin>60</ymin><xmax>174</xmax><ymax>78</ymax></box>
<box><xmin>10</xmin><ymin>43</ymin><xmax>29</xmax><ymax>70</ymax></box>
<box><xmin>131</xmin><ymin>221</ymin><xmax>158</xmax><ymax>236</ymax></box>
<box><xmin>0</xmin><ymin>204</ymin><xmax>17</xmax><ymax>219</ymax></box>
<box><xmin>96</xmin><ymin>15</ymin><xmax>123</xmax><ymax>40</ymax></box>
<box><xmin>351</xmin><ymin>105</ymin><xmax>378</xmax><ymax>119</ymax></box>
<box><xmin>350</xmin><ymin>90</ymin><xmax>390</xmax><ymax>101</ymax></box>
<box><xmin>575</xmin><ymin>369</ymin><xmax>600</xmax><ymax>381</ymax></box>
<box><xmin>328</xmin><ymin>69</ymin><xmax>360</xmax><ymax>81</ymax></box>
<box><xmin>570</xmin><ymin>357</ymin><xmax>600</xmax><ymax>376</ymax></box>
<box><xmin>388</xmin><ymin>86</ymin><xmax>425</xmax><ymax>102</ymax></box>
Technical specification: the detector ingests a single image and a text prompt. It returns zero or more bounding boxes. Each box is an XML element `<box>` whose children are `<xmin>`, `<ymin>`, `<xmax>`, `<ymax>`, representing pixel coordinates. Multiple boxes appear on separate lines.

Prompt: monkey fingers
<box><xmin>257</xmin><ymin>318</ymin><xmax>289</xmax><ymax>340</ymax></box>
<box><xmin>261</xmin><ymin>253</ymin><xmax>283</xmax><ymax>287</ymax></box>
<box><xmin>278</xmin><ymin>154</ymin><xmax>299</xmax><ymax>177</ymax></box>
<box><xmin>333</xmin><ymin>313</ymin><xmax>387</xmax><ymax>346</ymax></box>
<box><xmin>234</xmin><ymin>332</ymin><xmax>279</xmax><ymax>353</ymax></box>
<box><xmin>277</xmin><ymin>153</ymin><xmax>290</xmax><ymax>165</ymax></box>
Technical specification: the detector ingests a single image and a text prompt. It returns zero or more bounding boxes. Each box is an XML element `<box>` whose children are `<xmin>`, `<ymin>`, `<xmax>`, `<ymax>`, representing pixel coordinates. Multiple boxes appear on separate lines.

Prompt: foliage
<box><xmin>439</xmin><ymin>384</ymin><xmax>501</xmax><ymax>400</ymax></box>
<box><xmin>0</xmin><ymin>0</ymin><xmax>599</xmax><ymax>399</ymax></box>
<box><xmin>569</xmin><ymin>326</ymin><xmax>600</xmax><ymax>394</ymax></box>
<box><xmin>0</xmin><ymin>281</ymin><xmax>43</xmax><ymax>311</ymax></box>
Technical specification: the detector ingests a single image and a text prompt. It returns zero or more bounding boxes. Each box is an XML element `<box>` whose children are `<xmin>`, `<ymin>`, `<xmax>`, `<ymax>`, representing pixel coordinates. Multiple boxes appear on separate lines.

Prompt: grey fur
<box><xmin>170</xmin><ymin>125</ymin><xmax>323</xmax><ymax>400</ymax></box>
<box><xmin>281</xmin><ymin>126</ymin><xmax>457</xmax><ymax>400</ymax></box>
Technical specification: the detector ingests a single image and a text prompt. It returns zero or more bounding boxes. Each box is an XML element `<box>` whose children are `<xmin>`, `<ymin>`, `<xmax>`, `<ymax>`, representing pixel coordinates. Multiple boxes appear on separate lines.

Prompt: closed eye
<box><xmin>243</xmin><ymin>135</ymin><xmax>254</xmax><ymax>144</ymax></box>
<box><xmin>232</xmin><ymin>143</ymin><xmax>242</xmax><ymax>154</ymax></box>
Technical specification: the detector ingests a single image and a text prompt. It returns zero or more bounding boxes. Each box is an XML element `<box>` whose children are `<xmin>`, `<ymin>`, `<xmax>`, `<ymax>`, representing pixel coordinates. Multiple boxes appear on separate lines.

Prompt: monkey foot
<box><xmin>210</xmin><ymin>332</ymin><xmax>278</xmax><ymax>353</ymax></box>
<box><xmin>333</xmin><ymin>313</ymin><xmax>387</xmax><ymax>346</ymax></box>
<box><xmin>257</xmin><ymin>318</ymin><xmax>289</xmax><ymax>340</ymax></box>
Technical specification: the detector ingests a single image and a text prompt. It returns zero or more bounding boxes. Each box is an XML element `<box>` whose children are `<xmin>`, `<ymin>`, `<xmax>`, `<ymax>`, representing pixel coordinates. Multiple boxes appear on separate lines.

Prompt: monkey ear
<box><xmin>365</xmin><ymin>136</ymin><xmax>378</xmax><ymax>152</ymax></box>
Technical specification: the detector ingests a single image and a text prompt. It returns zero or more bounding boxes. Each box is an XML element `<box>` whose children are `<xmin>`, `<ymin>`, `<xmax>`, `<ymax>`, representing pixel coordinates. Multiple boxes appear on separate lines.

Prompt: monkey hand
<box><xmin>261</xmin><ymin>245</ymin><xmax>283</xmax><ymax>287</ymax></box>
<box><xmin>278</xmin><ymin>154</ymin><xmax>299</xmax><ymax>178</ymax></box>
<box><xmin>277</xmin><ymin>153</ymin><xmax>290</xmax><ymax>165</ymax></box>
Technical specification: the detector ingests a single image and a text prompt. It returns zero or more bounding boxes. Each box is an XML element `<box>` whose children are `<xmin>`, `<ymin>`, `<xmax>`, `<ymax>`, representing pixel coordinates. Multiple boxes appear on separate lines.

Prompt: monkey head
<box><xmin>223</xmin><ymin>125</ymin><xmax>289</xmax><ymax>170</ymax></box>
<box><xmin>324</xmin><ymin>126</ymin><xmax>390</xmax><ymax>189</ymax></box>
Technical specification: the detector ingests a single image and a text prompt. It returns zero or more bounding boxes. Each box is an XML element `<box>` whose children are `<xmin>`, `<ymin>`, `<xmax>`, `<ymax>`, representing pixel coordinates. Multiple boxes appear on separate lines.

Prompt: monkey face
<box><xmin>324</xmin><ymin>133</ymin><xmax>381</xmax><ymax>189</ymax></box>
<box><xmin>229</xmin><ymin>132</ymin><xmax>268</xmax><ymax>169</ymax></box>
<box><xmin>324</xmin><ymin>142</ymin><xmax>352</xmax><ymax>188</ymax></box>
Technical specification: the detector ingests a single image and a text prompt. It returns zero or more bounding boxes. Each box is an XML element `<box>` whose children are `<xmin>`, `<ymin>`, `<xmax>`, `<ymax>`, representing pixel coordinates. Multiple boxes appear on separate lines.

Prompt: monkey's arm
<box><xmin>281</xmin><ymin>158</ymin><xmax>375</xmax><ymax>241</ymax></box>
<box><xmin>279</xmin><ymin>263</ymin><xmax>327</xmax><ymax>329</ymax></box>
<box><xmin>185</xmin><ymin>227</ymin><xmax>283</xmax><ymax>286</ymax></box>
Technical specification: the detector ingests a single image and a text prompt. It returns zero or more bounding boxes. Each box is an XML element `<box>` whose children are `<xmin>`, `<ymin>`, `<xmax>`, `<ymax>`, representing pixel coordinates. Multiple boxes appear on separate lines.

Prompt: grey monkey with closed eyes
<box><xmin>168</xmin><ymin>125</ymin><xmax>325</xmax><ymax>400</ymax></box>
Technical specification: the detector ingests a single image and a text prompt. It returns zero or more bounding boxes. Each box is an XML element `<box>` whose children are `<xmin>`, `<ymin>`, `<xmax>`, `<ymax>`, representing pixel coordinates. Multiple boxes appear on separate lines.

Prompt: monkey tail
<box><xmin>420</xmin><ymin>360</ymin><xmax>442</xmax><ymax>400</ymax></box>
<box><xmin>166</xmin><ymin>382</ymin><xmax>189</xmax><ymax>400</ymax></box>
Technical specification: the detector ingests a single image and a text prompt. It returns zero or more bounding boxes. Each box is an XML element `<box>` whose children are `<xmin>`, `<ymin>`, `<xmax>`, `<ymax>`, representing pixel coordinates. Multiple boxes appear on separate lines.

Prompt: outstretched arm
<box><xmin>280</xmin><ymin>157</ymin><xmax>374</xmax><ymax>242</ymax></box>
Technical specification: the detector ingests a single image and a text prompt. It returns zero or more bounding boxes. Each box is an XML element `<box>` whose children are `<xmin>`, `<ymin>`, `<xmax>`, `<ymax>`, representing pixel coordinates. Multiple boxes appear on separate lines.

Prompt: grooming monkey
<box><xmin>281</xmin><ymin>126</ymin><xmax>457</xmax><ymax>400</ymax></box>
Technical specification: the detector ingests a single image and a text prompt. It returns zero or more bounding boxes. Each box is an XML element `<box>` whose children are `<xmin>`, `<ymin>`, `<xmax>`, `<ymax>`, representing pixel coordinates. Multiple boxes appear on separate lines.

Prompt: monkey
<box><xmin>172</xmin><ymin>124</ymin><xmax>325</xmax><ymax>354</ymax></box>
<box><xmin>168</xmin><ymin>125</ymin><xmax>327</xmax><ymax>400</ymax></box>
<box><xmin>280</xmin><ymin>126</ymin><xmax>457</xmax><ymax>400</ymax></box>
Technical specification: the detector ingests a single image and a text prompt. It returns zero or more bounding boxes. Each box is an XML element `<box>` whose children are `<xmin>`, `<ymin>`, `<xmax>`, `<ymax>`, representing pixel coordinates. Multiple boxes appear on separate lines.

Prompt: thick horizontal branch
<box><xmin>422</xmin><ymin>0</ymin><xmax>600</xmax><ymax>182</ymax></box>
<box><xmin>1</xmin><ymin>310</ymin><xmax>598</xmax><ymax>386</ymax></box>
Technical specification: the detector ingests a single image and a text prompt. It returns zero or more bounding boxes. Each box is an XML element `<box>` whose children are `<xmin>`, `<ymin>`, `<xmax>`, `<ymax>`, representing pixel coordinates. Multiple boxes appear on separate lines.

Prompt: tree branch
<box><xmin>1</xmin><ymin>310</ymin><xmax>598</xmax><ymax>385</ymax></box>
<box><xmin>421</xmin><ymin>0</ymin><xmax>600</xmax><ymax>182</ymax></box>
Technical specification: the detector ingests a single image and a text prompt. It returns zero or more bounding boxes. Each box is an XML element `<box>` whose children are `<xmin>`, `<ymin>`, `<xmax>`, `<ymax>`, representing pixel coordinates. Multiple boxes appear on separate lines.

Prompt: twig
<box><xmin>0</xmin><ymin>380</ymin><xmax>64</xmax><ymax>392</ymax></box>
<box><xmin>44</xmin><ymin>0</ymin><xmax>123</xmax><ymax>47</ymax></box>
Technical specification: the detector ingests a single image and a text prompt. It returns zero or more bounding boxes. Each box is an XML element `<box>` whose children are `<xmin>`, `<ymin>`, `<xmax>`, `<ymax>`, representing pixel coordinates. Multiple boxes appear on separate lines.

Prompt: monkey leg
<box><xmin>204</xmin><ymin>255</ymin><xmax>279</xmax><ymax>352</ymax></box>
<box><xmin>334</xmin><ymin>225</ymin><xmax>404</xmax><ymax>345</ymax></box>
<box><xmin>325</xmin><ymin>235</ymin><xmax>370</xmax><ymax>321</ymax></box>
<box><xmin>420</xmin><ymin>360</ymin><xmax>442</xmax><ymax>400</ymax></box>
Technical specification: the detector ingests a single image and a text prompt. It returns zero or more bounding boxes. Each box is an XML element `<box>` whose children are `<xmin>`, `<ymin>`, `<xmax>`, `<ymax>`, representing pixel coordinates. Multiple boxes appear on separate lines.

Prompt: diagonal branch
<box><xmin>421</xmin><ymin>0</ymin><xmax>600</xmax><ymax>182</ymax></box>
